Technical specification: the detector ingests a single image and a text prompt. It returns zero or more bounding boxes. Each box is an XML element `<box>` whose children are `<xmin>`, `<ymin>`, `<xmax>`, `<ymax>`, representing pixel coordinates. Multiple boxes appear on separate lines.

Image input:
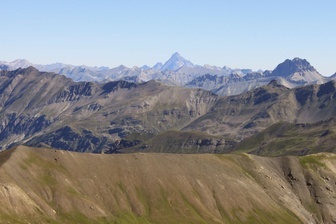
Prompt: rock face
<box><xmin>184</xmin><ymin>79</ymin><xmax>336</xmax><ymax>143</ymax></box>
<box><xmin>272</xmin><ymin>58</ymin><xmax>316</xmax><ymax>76</ymax></box>
<box><xmin>1</xmin><ymin>67</ymin><xmax>336</xmax><ymax>154</ymax></box>
<box><xmin>0</xmin><ymin>67</ymin><xmax>218</xmax><ymax>152</ymax></box>
<box><xmin>234</xmin><ymin>119</ymin><xmax>336</xmax><ymax>156</ymax></box>
<box><xmin>0</xmin><ymin>146</ymin><xmax>335</xmax><ymax>223</ymax></box>
<box><xmin>271</xmin><ymin>57</ymin><xmax>324</xmax><ymax>83</ymax></box>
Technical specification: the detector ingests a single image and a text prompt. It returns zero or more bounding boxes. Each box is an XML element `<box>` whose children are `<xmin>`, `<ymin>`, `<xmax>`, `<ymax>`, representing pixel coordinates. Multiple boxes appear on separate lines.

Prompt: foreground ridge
<box><xmin>0</xmin><ymin>146</ymin><xmax>335</xmax><ymax>223</ymax></box>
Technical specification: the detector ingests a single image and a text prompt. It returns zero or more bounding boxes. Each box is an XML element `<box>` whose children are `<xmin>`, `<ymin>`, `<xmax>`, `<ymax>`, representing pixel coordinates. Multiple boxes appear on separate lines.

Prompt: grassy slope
<box><xmin>0</xmin><ymin>146</ymin><xmax>335</xmax><ymax>223</ymax></box>
<box><xmin>234</xmin><ymin>120</ymin><xmax>336</xmax><ymax>156</ymax></box>
<box><xmin>123</xmin><ymin>130</ymin><xmax>233</xmax><ymax>153</ymax></box>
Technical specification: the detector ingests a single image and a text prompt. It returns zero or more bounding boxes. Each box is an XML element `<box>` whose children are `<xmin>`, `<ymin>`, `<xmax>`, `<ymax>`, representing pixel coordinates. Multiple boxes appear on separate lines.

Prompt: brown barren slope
<box><xmin>0</xmin><ymin>146</ymin><xmax>335</xmax><ymax>223</ymax></box>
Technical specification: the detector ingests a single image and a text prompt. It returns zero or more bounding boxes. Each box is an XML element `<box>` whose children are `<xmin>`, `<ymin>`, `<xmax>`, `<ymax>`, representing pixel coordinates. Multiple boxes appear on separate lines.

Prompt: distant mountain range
<box><xmin>0</xmin><ymin>54</ymin><xmax>333</xmax><ymax>96</ymax></box>
<box><xmin>186</xmin><ymin>57</ymin><xmax>329</xmax><ymax>95</ymax></box>
<box><xmin>0</xmin><ymin>53</ymin><xmax>250</xmax><ymax>85</ymax></box>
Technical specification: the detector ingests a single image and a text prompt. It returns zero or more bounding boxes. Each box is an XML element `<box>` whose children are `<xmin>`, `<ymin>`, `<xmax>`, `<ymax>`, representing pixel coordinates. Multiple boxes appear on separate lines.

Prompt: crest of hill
<box><xmin>0</xmin><ymin>67</ymin><xmax>218</xmax><ymax>152</ymax></box>
<box><xmin>184</xmin><ymin>79</ymin><xmax>336</xmax><ymax>141</ymax></box>
<box><xmin>0</xmin><ymin>145</ymin><xmax>335</xmax><ymax>223</ymax></box>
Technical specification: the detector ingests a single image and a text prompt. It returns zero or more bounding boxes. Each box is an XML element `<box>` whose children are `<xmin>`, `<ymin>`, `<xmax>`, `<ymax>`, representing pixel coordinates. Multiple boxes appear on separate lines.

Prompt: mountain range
<box><xmin>1</xmin><ymin>53</ymin><xmax>331</xmax><ymax>96</ymax></box>
<box><xmin>1</xmin><ymin>60</ymin><xmax>336</xmax><ymax>223</ymax></box>
<box><xmin>0</xmin><ymin>66</ymin><xmax>336</xmax><ymax>156</ymax></box>
<box><xmin>0</xmin><ymin>53</ymin><xmax>250</xmax><ymax>86</ymax></box>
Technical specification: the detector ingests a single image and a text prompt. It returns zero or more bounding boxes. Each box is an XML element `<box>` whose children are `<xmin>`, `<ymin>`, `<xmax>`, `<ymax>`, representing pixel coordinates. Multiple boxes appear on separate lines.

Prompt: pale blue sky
<box><xmin>1</xmin><ymin>0</ymin><xmax>335</xmax><ymax>75</ymax></box>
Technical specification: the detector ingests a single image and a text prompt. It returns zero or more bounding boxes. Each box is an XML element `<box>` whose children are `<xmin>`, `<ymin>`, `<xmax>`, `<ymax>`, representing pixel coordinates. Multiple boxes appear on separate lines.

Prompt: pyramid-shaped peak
<box><xmin>161</xmin><ymin>52</ymin><xmax>194</xmax><ymax>71</ymax></box>
<box><xmin>171</xmin><ymin>52</ymin><xmax>183</xmax><ymax>58</ymax></box>
<box><xmin>168</xmin><ymin>52</ymin><xmax>188</xmax><ymax>62</ymax></box>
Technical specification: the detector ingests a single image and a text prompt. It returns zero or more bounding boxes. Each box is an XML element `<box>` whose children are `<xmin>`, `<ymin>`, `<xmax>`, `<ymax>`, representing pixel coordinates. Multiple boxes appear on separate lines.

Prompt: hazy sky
<box><xmin>1</xmin><ymin>0</ymin><xmax>335</xmax><ymax>75</ymax></box>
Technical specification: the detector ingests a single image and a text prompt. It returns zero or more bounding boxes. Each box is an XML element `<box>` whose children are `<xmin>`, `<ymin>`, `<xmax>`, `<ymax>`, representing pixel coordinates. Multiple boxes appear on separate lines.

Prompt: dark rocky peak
<box><xmin>0</xmin><ymin>64</ymin><xmax>9</xmax><ymax>71</ymax></box>
<box><xmin>184</xmin><ymin>74</ymin><xmax>219</xmax><ymax>87</ymax></box>
<box><xmin>294</xmin><ymin>84</ymin><xmax>315</xmax><ymax>106</ymax></box>
<box><xmin>252</xmin><ymin>86</ymin><xmax>281</xmax><ymax>105</ymax></box>
<box><xmin>16</xmin><ymin>66</ymin><xmax>39</xmax><ymax>74</ymax></box>
<box><xmin>0</xmin><ymin>66</ymin><xmax>39</xmax><ymax>78</ymax></box>
<box><xmin>187</xmin><ymin>74</ymin><xmax>220</xmax><ymax>84</ymax></box>
<box><xmin>101</xmin><ymin>80</ymin><xmax>137</xmax><ymax>94</ymax></box>
<box><xmin>271</xmin><ymin>57</ymin><xmax>317</xmax><ymax>77</ymax></box>
<box><xmin>199</xmin><ymin>74</ymin><xmax>218</xmax><ymax>82</ymax></box>
<box><xmin>68</xmin><ymin>82</ymin><xmax>95</xmax><ymax>96</ymax></box>
<box><xmin>250</xmin><ymin>79</ymin><xmax>289</xmax><ymax>105</ymax></box>
<box><xmin>21</xmin><ymin>66</ymin><xmax>39</xmax><ymax>74</ymax></box>
<box><xmin>50</xmin><ymin>82</ymin><xmax>96</xmax><ymax>103</ymax></box>
<box><xmin>316</xmin><ymin>80</ymin><xmax>336</xmax><ymax>97</ymax></box>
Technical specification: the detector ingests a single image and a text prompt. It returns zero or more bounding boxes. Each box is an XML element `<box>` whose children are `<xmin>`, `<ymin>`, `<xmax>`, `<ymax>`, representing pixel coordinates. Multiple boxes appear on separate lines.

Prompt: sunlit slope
<box><xmin>0</xmin><ymin>146</ymin><xmax>335</xmax><ymax>223</ymax></box>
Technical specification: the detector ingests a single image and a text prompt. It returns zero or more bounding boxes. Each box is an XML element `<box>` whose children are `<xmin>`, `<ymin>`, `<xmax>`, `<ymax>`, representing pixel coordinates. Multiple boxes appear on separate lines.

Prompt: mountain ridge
<box><xmin>1</xmin><ymin>67</ymin><xmax>336</xmax><ymax>154</ymax></box>
<box><xmin>0</xmin><ymin>145</ymin><xmax>335</xmax><ymax>223</ymax></box>
<box><xmin>0</xmin><ymin>67</ymin><xmax>218</xmax><ymax>152</ymax></box>
<box><xmin>0</xmin><ymin>55</ymin><xmax>332</xmax><ymax>96</ymax></box>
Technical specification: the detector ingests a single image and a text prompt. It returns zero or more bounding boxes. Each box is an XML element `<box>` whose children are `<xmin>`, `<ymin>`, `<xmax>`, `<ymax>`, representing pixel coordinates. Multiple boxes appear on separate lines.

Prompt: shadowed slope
<box><xmin>0</xmin><ymin>68</ymin><xmax>217</xmax><ymax>152</ymax></box>
<box><xmin>185</xmin><ymin>80</ymin><xmax>336</xmax><ymax>142</ymax></box>
<box><xmin>233</xmin><ymin>119</ymin><xmax>336</xmax><ymax>156</ymax></box>
<box><xmin>2</xmin><ymin>67</ymin><xmax>336</xmax><ymax>155</ymax></box>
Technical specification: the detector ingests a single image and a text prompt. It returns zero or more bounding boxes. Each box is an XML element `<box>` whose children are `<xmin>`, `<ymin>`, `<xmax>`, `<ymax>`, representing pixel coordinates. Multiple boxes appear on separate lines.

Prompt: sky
<box><xmin>1</xmin><ymin>0</ymin><xmax>336</xmax><ymax>75</ymax></box>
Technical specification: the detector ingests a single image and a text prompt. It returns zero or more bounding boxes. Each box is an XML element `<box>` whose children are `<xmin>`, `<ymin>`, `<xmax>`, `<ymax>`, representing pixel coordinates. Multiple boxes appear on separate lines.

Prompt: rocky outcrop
<box><xmin>0</xmin><ymin>67</ymin><xmax>217</xmax><ymax>152</ymax></box>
